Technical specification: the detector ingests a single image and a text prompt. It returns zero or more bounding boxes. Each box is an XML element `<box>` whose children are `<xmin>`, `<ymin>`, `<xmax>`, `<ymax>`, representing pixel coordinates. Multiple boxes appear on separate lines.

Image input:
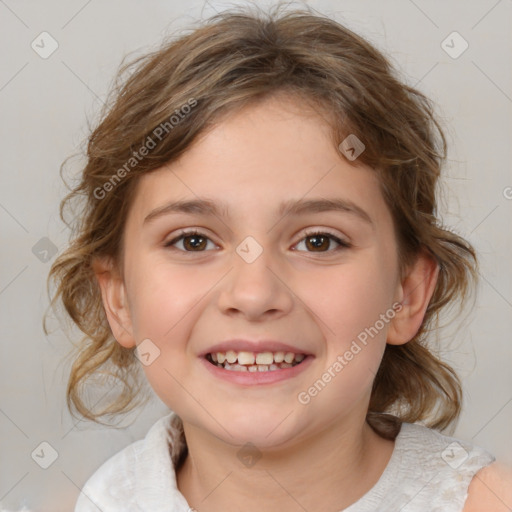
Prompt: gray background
<box><xmin>1</xmin><ymin>0</ymin><xmax>511</xmax><ymax>510</ymax></box>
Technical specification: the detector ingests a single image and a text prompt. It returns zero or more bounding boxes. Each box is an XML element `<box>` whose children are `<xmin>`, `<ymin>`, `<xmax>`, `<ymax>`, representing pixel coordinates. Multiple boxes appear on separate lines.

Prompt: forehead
<box><xmin>127</xmin><ymin>96</ymin><xmax>388</xmax><ymax>227</ymax></box>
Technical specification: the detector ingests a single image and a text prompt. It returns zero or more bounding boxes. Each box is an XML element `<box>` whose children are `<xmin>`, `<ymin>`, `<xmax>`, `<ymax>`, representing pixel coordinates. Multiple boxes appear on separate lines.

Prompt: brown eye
<box><xmin>294</xmin><ymin>231</ymin><xmax>351</xmax><ymax>253</ymax></box>
<box><xmin>182</xmin><ymin>234</ymin><xmax>207</xmax><ymax>251</ymax></box>
<box><xmin>164</xmin><ymin>229</ymin><xmax>351</xmax><ymax>254</ymax></box>
<box><xmin>164</xmin><ymin>230</ymin><xmax>214</xmax><ymax>251</ymax></box>
<box><xmin>305</xmin><ymin>234</ymin><xmax>330</xmax><ymax>251</ymax></box>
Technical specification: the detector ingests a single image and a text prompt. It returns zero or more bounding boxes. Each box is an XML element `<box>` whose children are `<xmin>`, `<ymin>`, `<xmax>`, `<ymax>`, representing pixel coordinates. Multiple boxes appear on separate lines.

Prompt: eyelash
<box><xmin>163</xmin><ymin>229</ymin><xmax>352</xmax><ymax>254</ymax></box>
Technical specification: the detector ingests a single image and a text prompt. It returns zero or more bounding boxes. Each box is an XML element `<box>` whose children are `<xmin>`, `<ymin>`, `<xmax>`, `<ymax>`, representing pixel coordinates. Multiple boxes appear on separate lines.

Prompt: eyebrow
<box><xmin>143</xmin><ymin>197</ymin><xmax>374</xmax><ymax>227</ymax></box>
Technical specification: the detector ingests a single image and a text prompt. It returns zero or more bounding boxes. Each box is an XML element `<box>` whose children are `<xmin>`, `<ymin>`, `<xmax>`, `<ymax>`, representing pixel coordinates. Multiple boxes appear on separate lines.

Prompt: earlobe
<box><xmin>92</xmin><ymin>256</ymin><xmax>136</xmax><ymax>348</ymax></box>
<box><xmin>386</xmin><ymin>250</ymin><xmax>440</xmax><ymax>346</ymax></box>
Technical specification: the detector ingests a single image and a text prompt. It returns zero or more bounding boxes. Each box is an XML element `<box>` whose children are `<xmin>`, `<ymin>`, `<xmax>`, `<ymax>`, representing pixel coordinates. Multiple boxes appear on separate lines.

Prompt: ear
<box><xmin>92</xmin><ymin>256</ymin><xmax>136</xmax><ymax>348</ymax></box>
<box><xmin>387</xmin><ymin>249</ymin><xmax>440</xmax><ymax>346</ymax></box>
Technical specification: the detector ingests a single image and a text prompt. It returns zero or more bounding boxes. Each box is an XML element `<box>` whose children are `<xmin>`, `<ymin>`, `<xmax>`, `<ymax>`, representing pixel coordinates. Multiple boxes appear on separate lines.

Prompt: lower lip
<box><xmin>200</xmin><ymin>355</ymin><xmax>314</xmax><ymax>385</ymax></box>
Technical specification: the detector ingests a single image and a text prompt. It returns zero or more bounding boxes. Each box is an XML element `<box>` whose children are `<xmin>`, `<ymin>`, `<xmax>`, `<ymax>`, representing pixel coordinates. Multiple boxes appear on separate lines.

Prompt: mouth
<box><xmin>205</xmin><ymin>350</ymin><xmax>307</xmax><ymax>372</ymax></box>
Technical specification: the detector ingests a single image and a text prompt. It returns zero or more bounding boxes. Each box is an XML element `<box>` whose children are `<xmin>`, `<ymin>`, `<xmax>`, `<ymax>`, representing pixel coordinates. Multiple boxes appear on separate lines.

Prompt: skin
<box><xmin>92</xmin><ymin>94</ymin><xmax>509</xmax><ymax>511</ymax></box>
<box><xmin>464</xmin><ymin>462</ymin><xmax>512</xmax><ymax>511</ymax></box>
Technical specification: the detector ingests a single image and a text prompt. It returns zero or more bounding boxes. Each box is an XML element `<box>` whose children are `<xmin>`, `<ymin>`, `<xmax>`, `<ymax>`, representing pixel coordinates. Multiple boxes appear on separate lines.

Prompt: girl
<box><xmin>45</xmin><ymin>4</ymin><xmax>512</xmax><ymax>511</ymax></box>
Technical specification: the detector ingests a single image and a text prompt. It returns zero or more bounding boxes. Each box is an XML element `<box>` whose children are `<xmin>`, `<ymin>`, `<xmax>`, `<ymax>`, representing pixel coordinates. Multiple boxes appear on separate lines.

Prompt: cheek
<box><xmin>317</xmin><ymin>256</ymin><xmax>396</xmax><ymax>347</ymax></box>
<box><xmin>296</xmin><ymin>260</ymin><xmax>394</xmax><ymax>415</ymax></box>
<box><xmin>125</xmin><ymin>258</ymin><xmax>208</xmax><ymax>406</ymax></box>
<box><xmin>126</xmin><ymin>255</ymin><xmax>204</xmax><ymax>341</ymax></box>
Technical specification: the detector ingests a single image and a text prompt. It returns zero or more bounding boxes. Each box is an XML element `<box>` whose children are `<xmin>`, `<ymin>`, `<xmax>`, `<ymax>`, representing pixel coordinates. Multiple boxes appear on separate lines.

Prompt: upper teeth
<box><xmin>211</xmin><ymin>351</ymin><xmax>305</xmax><ymax>365</ymax></box>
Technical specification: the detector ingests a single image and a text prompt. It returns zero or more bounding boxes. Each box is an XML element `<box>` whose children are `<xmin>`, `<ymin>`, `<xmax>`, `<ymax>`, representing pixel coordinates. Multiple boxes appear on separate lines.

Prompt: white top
<box><xmin>74</xmin><ymin>412</ymin><xmax>495</xmax><ymax>512</ymax></box>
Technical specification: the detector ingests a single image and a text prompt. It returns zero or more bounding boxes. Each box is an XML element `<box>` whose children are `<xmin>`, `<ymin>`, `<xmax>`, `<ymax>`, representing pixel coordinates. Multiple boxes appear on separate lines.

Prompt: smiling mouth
<box><xmin>205</xmin><ymin>351</ymin><xmax>307</xmax><ymax>372</ymax></box>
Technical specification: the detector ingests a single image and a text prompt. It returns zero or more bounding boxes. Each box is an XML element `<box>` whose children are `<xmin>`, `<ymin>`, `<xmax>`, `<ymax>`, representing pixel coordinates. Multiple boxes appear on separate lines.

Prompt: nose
<box><xmin>217</xmin><ymin>242</ymin><xmax>294</xmax><ymax>321</ymax></box>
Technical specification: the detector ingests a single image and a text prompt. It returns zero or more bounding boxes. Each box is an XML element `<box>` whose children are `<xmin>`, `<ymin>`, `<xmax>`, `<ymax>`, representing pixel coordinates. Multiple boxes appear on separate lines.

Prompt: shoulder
<box><xmin>75</xmin><ymin>438</ymin><xmax>144</xmax><ymax>510</ymax></box>
<box><xmin>463</xmin><ymin>461</ymin><xmax>512</xmax><ymax>511</ymax></box>
<box><xmin>388</xmin><ymin>422</ymin><xmax>498</xmax><ymax>511</ymax></box>
<box><xmin>75</xmin><ymin>413</ymin><xmax>180</xmax><ymax>511</ymax></box>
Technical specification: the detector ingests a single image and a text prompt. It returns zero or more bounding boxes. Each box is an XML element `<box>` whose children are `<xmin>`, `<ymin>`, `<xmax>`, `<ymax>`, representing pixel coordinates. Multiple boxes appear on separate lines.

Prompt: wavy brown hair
<box><xmin>44</xmin><ymin>4</ymin><xmax>478</xmax><ymax>434</ymax></box>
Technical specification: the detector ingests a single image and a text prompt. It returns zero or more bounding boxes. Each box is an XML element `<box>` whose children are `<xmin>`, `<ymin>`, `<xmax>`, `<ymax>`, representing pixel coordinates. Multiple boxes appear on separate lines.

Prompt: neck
<box><xmin>176</xmin><ymin>414</ymin><xmax>395</xmax><ymax>512</ymax></box>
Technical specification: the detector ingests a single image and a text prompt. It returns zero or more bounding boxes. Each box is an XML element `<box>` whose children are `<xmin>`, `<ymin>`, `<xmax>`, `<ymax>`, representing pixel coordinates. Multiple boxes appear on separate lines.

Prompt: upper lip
<box><xmin>199</xmin><ymin>339</ymin><xmax>313</xmax><ymax>357</ymax></box>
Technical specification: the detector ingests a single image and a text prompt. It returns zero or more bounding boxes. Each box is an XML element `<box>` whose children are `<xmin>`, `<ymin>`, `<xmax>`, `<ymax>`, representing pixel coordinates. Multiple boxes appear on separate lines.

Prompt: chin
<box><xmin>211</xmin><ymin>407</ymin><xmax>302</xmax><ymax>448</ymax></box>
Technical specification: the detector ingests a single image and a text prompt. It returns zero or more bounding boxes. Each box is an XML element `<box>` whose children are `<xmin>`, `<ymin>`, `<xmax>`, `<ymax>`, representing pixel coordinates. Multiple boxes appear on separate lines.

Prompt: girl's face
<box><xmin>107</xmin><ymin>96</ymin><xmax>406</xmax><ymax>448</ymax></box>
